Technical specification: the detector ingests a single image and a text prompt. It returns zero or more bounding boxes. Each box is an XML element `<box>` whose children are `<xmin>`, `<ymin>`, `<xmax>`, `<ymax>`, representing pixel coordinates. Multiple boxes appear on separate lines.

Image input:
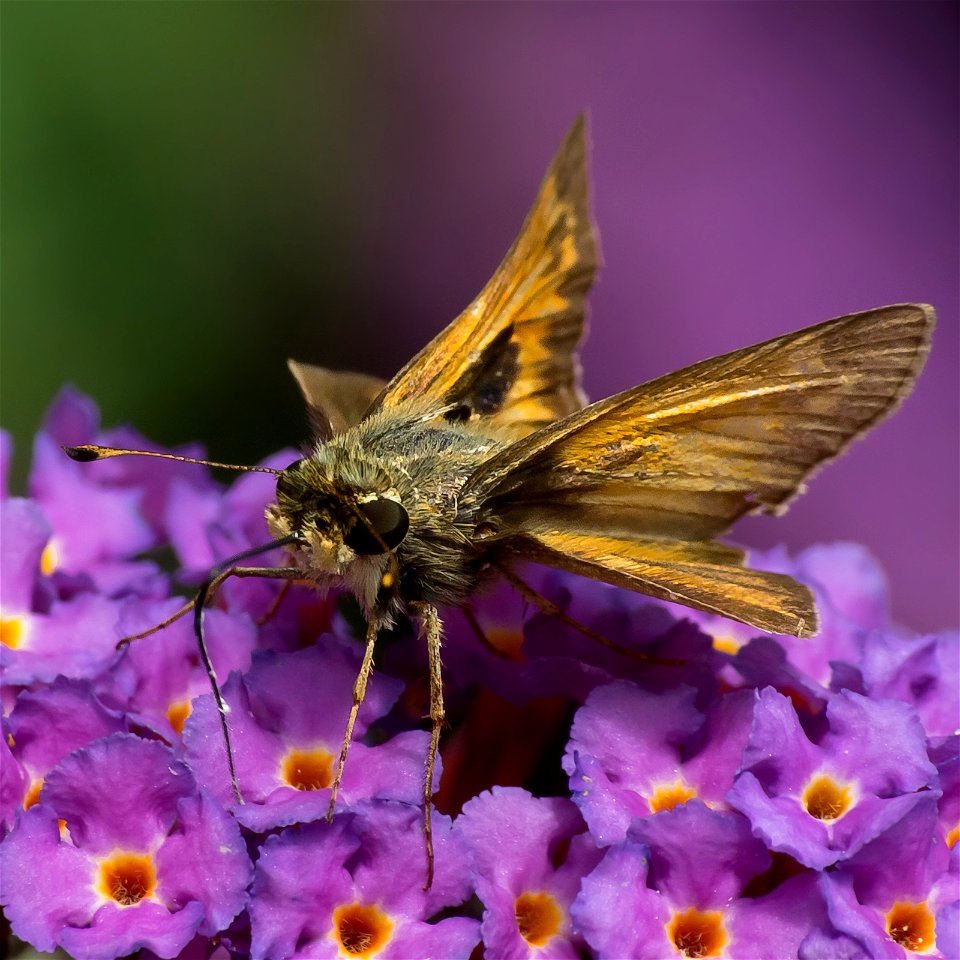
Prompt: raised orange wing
<box><xmin>371</xmin><ymin>115</ymin><xmax>598</xmax><ymax>436</ymax></box>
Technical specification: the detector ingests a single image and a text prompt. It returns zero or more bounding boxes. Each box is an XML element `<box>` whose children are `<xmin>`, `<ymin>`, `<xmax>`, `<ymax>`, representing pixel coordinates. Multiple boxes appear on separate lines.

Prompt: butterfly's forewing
<box><xmin>470</xmin><ymin>304</ymin><xmax>934</xmax><ymax>527</ymax></box>
<box><xmin>467</xmin><ymin>303</ymin><xmax>934</xmax><ymax>636</ymax></box>
<box><xmin>371</xmin><ymin>115</ymin><xmax>598</xmax><ymax>436</ymax></box>
<box><xmin>287</xmin><ymin>361</ymin><xmax>387</xmax><ymax>438</ymax></box>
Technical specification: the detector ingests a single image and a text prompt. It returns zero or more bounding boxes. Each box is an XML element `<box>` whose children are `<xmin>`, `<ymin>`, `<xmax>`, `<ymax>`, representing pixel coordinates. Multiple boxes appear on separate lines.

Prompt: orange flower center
<box><xmin>281</xmin><ymin>747</ymin><xmax>333</xmax><ymax>791</ymax></box>
<box><xmin>666</xmin><ymin>908</ymin><xmax>728</xmax><ymax>958</ymax></box>
<box><xmin>23</xmin><ymin>779</ymin><xmax>43</xmax><ymax>810</ymax></box>
<box><xmin>802</xmin><ymin>773</ymin><xmax>853</xmax><ymax>821</ymax></box>
<box><xmin>165</xmin><ymin>700</ymin><xmax>191</xmax><ymax>736</ymax></box>
<box><xmin>946</xmin><ymin>823</ymin><xmax>959</xmax><ymax>850</ymax></box>
<box><xmin>486</xmin><ymin>626</ymin><xmax>526</xmax><ymax>661</ymax></box>
<box><xmin>40</xmin><ymin>541</ymin><xmax>60</xmax><ymax>576</ymax></box>
<box><xmin>711</xmin><ymin>634</ymin><xmax>741</xmax><ymax>655</ymax></box>
<box><xmin>515</xmin><ymin>890</ymin><xmax>563</xmax><ymax>948</ymax></box>
<box><xmin>331</xmin><ymin>902</ymin><xmax>393</xmax><ymax>957</ymax></box>
<box><xmin>886</xmin><ymin>901</ymin><xmax>936</xmax><ymax>953</ymax></box>
<box><xmin>648</xmin><ymin>779</ymin><xmax>697</xmax><ymax>813</ymax></box>
<box><xmin>96</xmin><ymin>852</ymin><xmax>157</xmax><ymax>906</ymax></box>
<box><xmin>1</xmin><ymin>615</ymin><xmax>26</xmax><ymax>649</ymax></box>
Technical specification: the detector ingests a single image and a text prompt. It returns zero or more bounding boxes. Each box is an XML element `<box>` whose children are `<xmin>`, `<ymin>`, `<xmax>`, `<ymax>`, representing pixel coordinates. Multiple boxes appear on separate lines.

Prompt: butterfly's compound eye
<box><xmin>345</xmin><ymin>497</ymin><xmax>409</xmax><ymax>555</ymax></box>
<box><xmin>275</xmin><ymin>459</ymin><xmax>307</xmax><ymax>499</ymax></box>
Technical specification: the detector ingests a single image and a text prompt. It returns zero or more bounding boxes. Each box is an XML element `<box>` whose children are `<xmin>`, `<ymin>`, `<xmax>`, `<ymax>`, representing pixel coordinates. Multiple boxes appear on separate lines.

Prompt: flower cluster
<box><xmin>1</xmin><ymin>388</ymin><xmax>957</xmax><ymax>959</ymax></box>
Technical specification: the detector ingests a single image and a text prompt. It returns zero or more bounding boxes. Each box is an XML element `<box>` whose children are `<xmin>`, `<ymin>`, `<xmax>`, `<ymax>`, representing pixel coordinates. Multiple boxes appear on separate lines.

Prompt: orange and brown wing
<box><xmin>471</xmin><ymin>304</ymin><xmax>934</xmax><ymax>537</ymax></box>
<box><xmin>467</xmin><ymin>304</ymin><xmax>934</xmax><ymax>636</ymax></box>
<box><xmin>371</xmin><ymin>115</ymin><xmax>598</xmax><ymax>436</ymax></box>
<box><xmin>515</xmin><ymin>529</ymin><xmax>818</xmax><ymax>637</ymax></box>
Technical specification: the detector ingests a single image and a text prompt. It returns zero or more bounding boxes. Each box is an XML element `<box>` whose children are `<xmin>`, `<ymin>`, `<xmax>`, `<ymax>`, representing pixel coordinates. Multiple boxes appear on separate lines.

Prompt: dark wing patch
<box><xmin>371</xmin><ymin>115</ymin><xmax>598</xmax><ymax>436</ymax></box>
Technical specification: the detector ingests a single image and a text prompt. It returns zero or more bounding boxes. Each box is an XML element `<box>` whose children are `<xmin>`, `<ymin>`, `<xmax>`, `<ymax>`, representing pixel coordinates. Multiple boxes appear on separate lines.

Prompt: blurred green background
<box><xmin>3</xmin><ymin>3</ymin><xmax>393</xmax><ymax>487</ymax></box>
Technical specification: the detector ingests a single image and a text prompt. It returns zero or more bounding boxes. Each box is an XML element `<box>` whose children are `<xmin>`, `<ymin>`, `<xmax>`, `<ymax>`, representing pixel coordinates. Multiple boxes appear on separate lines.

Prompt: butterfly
<box><xmin>67</xmin><ymin>115</ymin><xmax>935</xmax><ymax>885</ymax></box>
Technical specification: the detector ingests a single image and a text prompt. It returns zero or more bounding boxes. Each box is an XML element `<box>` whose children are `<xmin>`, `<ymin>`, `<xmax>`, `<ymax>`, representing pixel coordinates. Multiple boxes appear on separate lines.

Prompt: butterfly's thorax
<box><xmin>266</xmin><ymin>406</ymin><xmax>507</xmax><ymax>619</ymax></box>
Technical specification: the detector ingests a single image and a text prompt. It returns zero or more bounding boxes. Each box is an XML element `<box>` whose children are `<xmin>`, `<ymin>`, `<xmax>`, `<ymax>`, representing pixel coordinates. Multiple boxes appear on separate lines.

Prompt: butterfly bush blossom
<box><xmin>1</xmin><ymin>388</ymin><xmax>957</xmax><ymax>960</ymax></box>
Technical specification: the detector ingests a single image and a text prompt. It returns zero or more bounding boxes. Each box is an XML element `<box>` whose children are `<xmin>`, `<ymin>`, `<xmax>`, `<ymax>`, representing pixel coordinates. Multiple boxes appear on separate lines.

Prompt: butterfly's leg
<box><xmin>116</xmin><ymin>566</ymin><xmax>306</xmax><ymax>648</ymax></box>
<box><xmin>410</xmin><ymin>601</ymin><xmax>443</xmax><ymax>890</ymax></box>
<box><xmin>327</xmin><ymin>618</ymin><xmax>379</xmax><ymax>821</ymax></box>
<box><xmin>494</xmin><ymin>562</ymin><xmax>683</xmax><ymax>667</ymax></box>
<box><xmin>116</xmin><ymin>596</ymin><xmax>197</xmax><ymax>648</ymax></box>
<box><xmin>192</xmin><ymin>564</ymin><xmax>304</xmax><ymax>804</ymax></box>
<box><xmin>254</xmin><ymin>578</ymin><xmax>292</xmax><ymax>626</ymax></box>
<box><xmin>252</xmin><ymin>577</ymin><xmax>321</xmax><ymax>627</ymax></box>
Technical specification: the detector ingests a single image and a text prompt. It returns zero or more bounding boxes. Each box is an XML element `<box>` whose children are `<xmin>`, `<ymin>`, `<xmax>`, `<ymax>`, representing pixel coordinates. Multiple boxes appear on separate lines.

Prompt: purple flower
<box><xmin>164</xmin><ymin>447</ymin><xmax>296</xmax><ymax>573</ymax></box>
<box><xmin>836</xmin><ymin>790</ymin><xmax>957</xmax><ymax>958</ymax></box>
<box><xmin>5</xmin><ymin>677</ymin><xmax>127</xmax><ymax>810</ymax></box>
<box><xmin>0</xmin><ymin>727</ymin><xmax>26</xmax><ymax>834</ymax></box>
<box><xmin>563</xmin><ymin>681</ymin><xmax>703</xmax><ymax>845</ymax></box>
<box><xmin>806</xmin><ymin>862</ymin><xmax>959</xmax><ymax>960</ymax></box>
<box><xmin>800</xmin><ymin>872</ymin><xmax>906</xmax><ymax>959</ymax></box>
<box><xmin>457</xmin><ymin>787</ymin><xmax>602</xmax><ymax>958</ymax></box>
<box><xmin>162</xmin><ymin>445</ymin><xmax>322</xmax><ymax>636</ymax></box>
<box><xmin>0</xmin><ymin>734</ymin><xmax>251</xmax><ymax>959</ymax></box>
<box><xmin>43</xmin><ymin>386</ymin><xmax>218</xmax><ymax>543</ymax></box>
<box><xmin>930</xmin><ymin>736</ymin><xmax>959</xmax><ymax>852</ymax></box>
<box><xmin>675</xmin><ymin>543</ymin><xmax>891</xmax><ymax>682</ymax></box>
<box><xmin>565</xmin><ymin>682</ymin><xmax>761</xmax><ymax>846</ymax></box>
<box><xmin>570</xmin><ymin>801</ymin><xmax>830</xmax><ymax>959</ymax></box>
<box><xmin>3</xmin><ymin>387</ymin><xmax>957</xmax><ymax>959</ymax></box>
<box><xmin>728</xmin><ymin>687</ymin><xmax>939</xmax><ymax>870</ymax></box>
<box><xmin>442</xmin><ymin>569</ymin><xmax>719</xmax><ymax>708</ymax></box>
<box><xmin>29</xmin><ymin>388</ymin><xmax>162</xmax><ymax>597</ymax></box>
<box><xmin>249</xmin><ymin>801</ymin><xmax>479</xmax><ymax>960</ymax></box>
<box><xmin>729</xmin><ymin>635</ymin><xmax>832</xmax><ymax>725</ymax></box>
<box><xmin>1</xmin><ymin>495</ymin><xmax>51</xmax><ymax>618</ymax></box>
<box><xmin>101</xmin><ymin>598</ymin><xmax>258</xmax><ymax>743</ymax></box>
<box><xmin>1</xmin><ymin>497</ymin><xmax>125</xmax><ymax>685</ymax></box>
<box><xmin>858</xmin><ymin>629</ymin><xmax>960</xmax><ymax>738</ymax></box>
<box><xmin>798</xmin><ymin>543</ymin><xmax>890</xmax><ymax>629</ymax></box>
<box><xmin>183</xmin><ymin>641</ymin><xmax>430</xmax><ymax>832</ymax></box>
<box><xmin>520</xmin><ymin>571</ymin><xmax>720</xmax><ymax>703</ymax></box>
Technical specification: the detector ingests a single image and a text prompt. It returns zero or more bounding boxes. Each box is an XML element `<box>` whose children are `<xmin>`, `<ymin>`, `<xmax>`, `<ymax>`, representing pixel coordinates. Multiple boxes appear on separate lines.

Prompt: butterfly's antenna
<box><xmin>64</xmin><ymin>444</ymin><xmax>282</xmax><ymax>475</ymax></box>
<box><xmin>193</xmin><ymin>533</ymin><xmax>301</xmax><ymax>804</ymax></box>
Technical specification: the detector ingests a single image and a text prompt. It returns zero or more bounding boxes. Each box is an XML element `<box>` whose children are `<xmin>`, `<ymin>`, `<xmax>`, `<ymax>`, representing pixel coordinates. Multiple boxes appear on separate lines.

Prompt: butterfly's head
<box><xmin>266</xmin><ymin>456</ymin><xmax>409</xmax><ymax>590</ymax></box>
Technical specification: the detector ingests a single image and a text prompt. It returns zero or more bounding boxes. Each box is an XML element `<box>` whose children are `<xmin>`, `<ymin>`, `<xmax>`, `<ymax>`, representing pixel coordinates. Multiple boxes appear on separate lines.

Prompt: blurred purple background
<box><xmin>5</xmin><ymin>3</ymin><xmax>956</xmax><ymax>630</ymax></box>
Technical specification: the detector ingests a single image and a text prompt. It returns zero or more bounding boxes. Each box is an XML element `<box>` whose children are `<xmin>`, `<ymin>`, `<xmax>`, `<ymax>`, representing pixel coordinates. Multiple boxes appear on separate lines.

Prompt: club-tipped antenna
<box><xmin>64</xmin><ymin>444</ymin><xmax>282</xmax><ymax>475</ymax></box>
<box><xmin>192</xmin><ymin>533</ymin><xmax>301</xmax><ymax>805</ymax></box>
